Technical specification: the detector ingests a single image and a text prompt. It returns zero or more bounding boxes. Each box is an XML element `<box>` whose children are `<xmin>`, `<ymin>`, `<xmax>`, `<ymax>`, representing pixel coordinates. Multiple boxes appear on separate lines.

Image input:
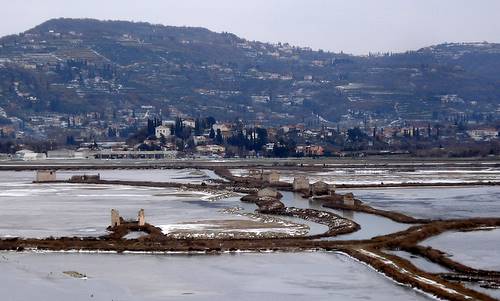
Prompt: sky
<box><xmin>0</xmin><ymin>0</ymin><xmax>499</xmax><ymax>54</ymax></box>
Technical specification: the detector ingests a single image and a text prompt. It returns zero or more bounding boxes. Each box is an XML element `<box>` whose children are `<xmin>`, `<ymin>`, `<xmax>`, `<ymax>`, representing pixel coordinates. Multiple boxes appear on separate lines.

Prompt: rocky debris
<box><xmin>162</xmin><ymin>217</ymin><xmax>309</xmax><ymax>240</ymax></box>
<box><xmin>257</xmin><ymin>187</ymin><xmax>279</xmax><ymax>198</ymax></box>
<box><xmin>282</xmin><ymin>207</ymin><xmax>359</xmax><ymax>237</ymax></box>
<box><xmin>106</xmin><ymin>221</ymin><xmax>163</xmax><ymax>240</ymax></box>
<box><xmin>320</xmin><ymin>195</ymin><xmax>428</xmax><ymax>224</ymax></box>
<box><xmin>311</xmin><ymin>181</ymin><xmax>332</xmax><ymax>196</ymax></box>
<box><xmin>69</xmin><ymin>174</ymin><xmax>100</xmax><ymax>182</ymax></box>
<box><xmin>241</xmin><ymin>194</ymin><xmax>359</xmax><ymax>237</ymax></box>
<box><xmin>256</xmin><ymin>197</ymin><xmax>285</xmax><ymax>214</ymax></box>
<box><xmin>439</xmin><ymin>273</ymin><xmax>500</xmax><ymax>289</ymax></box>
<box><xmin>63</xmin><ymin>271</ymin><xmax>87</xmax><ymax>279</ymax></box>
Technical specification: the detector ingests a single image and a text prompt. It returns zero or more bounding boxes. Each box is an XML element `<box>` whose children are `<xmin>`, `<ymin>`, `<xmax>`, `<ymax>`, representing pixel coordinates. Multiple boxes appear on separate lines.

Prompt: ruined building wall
<box><xmin>138</xmin><ymin>209</ymin><xmax>145</xmax><ymax>226</ymax></box>
<box><xmin>111</xmin><ymin>209</ymin><xmax>120</xmax><ymax>227</ymax></box>
<box><xmin>36</xmin><ymin>170</ymin><xmax>57</xmax><ymax>182</ymax></box>
<box><xmin>293</xmin><ymin>176</ymin><xmax>310</xmax><ymax>191</ymax></box>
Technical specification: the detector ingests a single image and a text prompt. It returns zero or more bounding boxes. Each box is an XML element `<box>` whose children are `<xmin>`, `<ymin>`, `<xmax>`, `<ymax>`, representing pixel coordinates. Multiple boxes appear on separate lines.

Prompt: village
<box><xmin>2</xmin><ymin>111</ymin><xmax>499</xmax><ymax>161</ymax></box>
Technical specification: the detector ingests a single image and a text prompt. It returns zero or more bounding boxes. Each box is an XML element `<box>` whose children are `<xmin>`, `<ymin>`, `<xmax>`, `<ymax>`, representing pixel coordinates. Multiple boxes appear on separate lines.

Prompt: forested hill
<box><xmin>0</xmin><ymin>18</ymin><xmax>499</xmax><ymax>124</ymax></box>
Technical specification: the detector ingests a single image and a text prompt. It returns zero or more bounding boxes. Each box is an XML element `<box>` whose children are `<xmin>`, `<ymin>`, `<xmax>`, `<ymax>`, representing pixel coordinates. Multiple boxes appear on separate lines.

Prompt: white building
<box><xmin>15</xmin><ymin>149</ymin><xmax>46</xmax><ymax>161</ymax></box>
<box><xmin>182</xmin><ymin>119</ymin><xmax>196</xmax><ymax>128</ymax></box>
<box><xmin>196</xmin><ymin>145</ymin><xmax>225</xmax><ymax>154</ymax></box>
<box><xmin>155</xmin><ymin>125</ymin><xmax>172</xmax><ymax>139</ymax></box>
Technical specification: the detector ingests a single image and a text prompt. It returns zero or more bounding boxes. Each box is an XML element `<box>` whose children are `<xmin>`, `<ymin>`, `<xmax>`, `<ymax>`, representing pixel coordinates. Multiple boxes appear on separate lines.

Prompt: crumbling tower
<box><xmin>111</xmin><ymin>209</ymin><xmax>120</xmax><ymax>227</ymax></box>
<box><xmin>293</xmin><ymin>176</ymin><xmax>310</xmax><ymax>192</ymax></box>
<box><xmin>343</xmin><ymin>193</ymin><xmax>355</xmax><ymax>206</ymax></box>
<box><xmin>138</xmin><ymin>209</ymin><xmax>145</xmax><ymax>226</ymax></box>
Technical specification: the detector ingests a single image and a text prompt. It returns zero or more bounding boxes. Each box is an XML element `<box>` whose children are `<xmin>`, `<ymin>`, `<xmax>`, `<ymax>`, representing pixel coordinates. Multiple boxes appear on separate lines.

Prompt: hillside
<box><xmin>0</xmin><ymin>18</ymin><xmax>499</xmax><ymax>125</ymax></box>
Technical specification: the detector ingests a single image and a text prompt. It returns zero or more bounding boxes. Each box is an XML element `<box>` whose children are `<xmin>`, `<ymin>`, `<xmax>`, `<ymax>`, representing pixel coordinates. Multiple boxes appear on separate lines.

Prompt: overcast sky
<box><xmin>1</xmin><ymin>0</ymin><xmax>499</xmax><ymax>54</ymax></box>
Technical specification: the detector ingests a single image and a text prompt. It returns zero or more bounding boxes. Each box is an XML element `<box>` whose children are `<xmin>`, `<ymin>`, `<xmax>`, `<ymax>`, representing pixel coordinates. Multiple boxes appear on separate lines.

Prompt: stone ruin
<box><xmin>248</xmin><ymin>169</ymin><xmax>261</xmax><ymax>178</ymax></box>
<box><xmin>257</xmin><ymin>187</ymin><xmax>279</xmax><ymax>198</ymax></box>
<box><xmin>249</xmin><ymin>169</ymin><xmax>280</xmax><ymax>184</ymax></box>
<box><xmin>262</xmin><ymin>171</ymin><xmax>280</xmax><ymax>184</ymax></box>
<box><xmin>35</xmin><ymin>170</ymin><xmax>57</xmax><ymax>182</ymax></box>
<box><xmin>343</xmin><ymin>193</ymin><xmax>355</xmax><ymax>206</ymax></box>
<box><xmin>138</xmin><ymin>209</ymin><xmax>145</xmax><ymax>226</ymax></box>
<box><xmin>111</xmin><ymin>209</ymin><xmax>121</xmax><ymax>227</ymax></box>
<box><xmin>110</xmin><ymin>208</ymin><xmax>146</xmax><ymax>227</ymax></box>
<box><xmin>70</xmin><ymin>174</ymin><xmax>100</xmax><ymax>182</ymax></box>
<box><xmin>311</xmin><ymin>181</ymin><xmax>331</xmax><ymax>196</ymax></box>
<box><xmin>293</xmin><ymin>176</ymin><xmax>310</xmax><ymax>192</ymax></box>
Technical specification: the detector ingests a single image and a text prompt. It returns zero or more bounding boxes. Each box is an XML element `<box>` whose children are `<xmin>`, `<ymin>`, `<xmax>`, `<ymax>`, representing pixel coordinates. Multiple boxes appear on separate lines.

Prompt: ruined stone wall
<box><xmin>312</xmin><ymin>181</ymin><xmax>330</xmax><ymax>195</ymax></box>
<box><xmin>263</xmin><ymin>171</ymin><xmax>280</xmax><ymax>184</ymax></box>
<box><xmin>257</xmin><ymin>187</ymin><xmax>278</xmax><ymax>198</ymax></box>
<box><xmin>343</xmin><ymin>193</ymin><xmax>355</xmax><ymax>206</ymax></box>
<box><xmin>35</xmin><ymin>170</ymin><xmax>57</xmax><ymax>182</ymax></box>
<box><xmin>138</xmin><ymin>209</ymin><xmax>145</xmax><ymax>226</ymax></box>
<box><xmin>293</xmin><ymin>176</ymin><xmax>310</xmax><ymax>191</ymax></box>
<box><xmin>111</xmin><ymin>209</ymin><xmax>120</xmax><ymax>227</ymax></box>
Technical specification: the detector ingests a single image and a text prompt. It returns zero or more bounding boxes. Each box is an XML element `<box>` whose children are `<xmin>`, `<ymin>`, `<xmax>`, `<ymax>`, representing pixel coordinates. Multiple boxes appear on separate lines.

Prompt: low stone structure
<box><xmin>311</xmin><ymin>181</ymin><xmax>331</xmax><ymax>196</ymax></box>
<box><xmin>255</xmin><ymin>196</ymin><xmax>285</xmax><ymax>213</ymax></box>
<box><xmin>35</xmin><ymin>170</ymin><xmax>56</xmax><ymax>182</ymax></box>
<box><xmin>248</xmin><ymin>169</ymin><xmax>280</xmax><ymax>184</ymax></box>
<box><xmin>293</xmin><ymin>176</ymin><xmax>310</xmax><ymax>191</ymax></box>
<box><xmin>262</xmin><ymin>171</ymin><xmax>280</xmax><ymax>184</ymax></box>
<box><xmin>343</xmin><ymin>193</ymin><xmax>355</xmax><ymax>206</ymax></box>
<box><xmin>111</xmin><ymin>208</ymin><xmax>146</xmax><ymax>227</ymax></box>
<box><xmin>70</xmin><ymin>174</ymin><xmax>101</xmax><ymax>182</ymax></box>
<box><xmin>138</xmin><ymin>209</ymin><xmax>145</xmax><ymax>226</ymax></box>
<box><xmin>111</xmin><ymin>209</ymin><xmax>121</xmax><ymax>227</ymax></box>
<box><xmin>248</xmin><ymin>169</ymin><xmax>261</xmax><ymax>178</ymax></box>
<box><xmin>257</xmin><ymin>187</ymin><xmax>279</xmax><ymax>198</ymax></box>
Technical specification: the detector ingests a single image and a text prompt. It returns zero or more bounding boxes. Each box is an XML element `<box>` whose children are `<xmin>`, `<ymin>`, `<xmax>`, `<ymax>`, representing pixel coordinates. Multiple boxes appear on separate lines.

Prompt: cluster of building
<box><xmin>4</xmin><ymin>113</ymin><xmax>500</xmax><ymax>161</ymax></box>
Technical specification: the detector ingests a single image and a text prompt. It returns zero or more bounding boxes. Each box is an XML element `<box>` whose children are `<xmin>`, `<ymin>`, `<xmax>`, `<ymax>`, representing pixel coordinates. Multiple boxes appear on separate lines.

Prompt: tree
<box><xmin>194</xmin><ymin>118</ymin><xmax>203</xmax><ymax>135</ymax></box>
<box><xmin>206</xmin><ymin>116</ymin><xmax>216</xmax><ymax>128</ymax></box>
<box><xmin>254</xmin><ymin>128</ymin><xmax>268</xmax><ymax>151</ymax></box>
<box><xmin>347</xmin><ymin>127</ymin><xmax>366</xmax><ymax>143</ymax></box>
<box><xmin>215</xmin><ymin>129</ymin><xmax>224</xmax><ymax>145</ymax></box>
<box><xmin>66</xmin><ymin>135</ymin><xmax>76</xmax><ymax>145</ymax></box>
<box><xmin>159</xmin><ymin>134</ymin><xmax>167</xmax><ymax>146</ymax></box>
<box><xmin>174</xmin><ymin>117</ymin><xmax>184</xmax><ymax>138</ymax></box>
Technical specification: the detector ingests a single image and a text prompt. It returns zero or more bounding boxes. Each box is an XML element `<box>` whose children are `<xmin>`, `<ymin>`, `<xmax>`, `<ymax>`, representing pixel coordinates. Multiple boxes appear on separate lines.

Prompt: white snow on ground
<box><xmin>357</xmin><ymin>249</ymin><xmax>472</xmax><ymax>299</ymax></box>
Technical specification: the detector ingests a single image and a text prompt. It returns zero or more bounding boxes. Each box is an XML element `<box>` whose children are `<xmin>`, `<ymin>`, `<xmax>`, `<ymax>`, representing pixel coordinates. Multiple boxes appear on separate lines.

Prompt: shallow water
<box><xmin>280</xmin><ymin>191</ymin><xmax>411</xmax><ymax>240</ymax></box>
<box><xmin>231</xmin><ymin>167</ymin><xmax>500</xmax><ymax>185</ymax></box>
<box><xmin>465</xmin><ymin>283</ymin><xmax>500</xmax><ymax>300</ymax></box>
<box><xmin>0</xmin><ymin>170</ymin><xmax>252</xmax><ymax>238</ymax></box>
<box><xmin>0</xmin><ymin>172</ymin><xmax>310</xmax><ymax>238</ymax></box>
<box><xmin>56</xmin><ymin>168</ymin><xmax>223</xmax><ymax>184</ymax></box>
<box><xmin>341</xmin><ymin>186</ymin><xmax>500</xmax><ymax>219</ymax></box>
<box><xmin>0</xmin><ymin>252</ymin><xmax>431</xmax><ymax>301</ymax></box>
<box><xmin>386</xmin><ymin>250</ymin><xmax>450</xmax><ymax>274</ymax></box>
<box><xmin>0</xmin><ymin>181</ymin><xmax>250</xmax><ymax>238</ymax></box>
<box><xmin>421</xmin><ymin>228</ymin><xmax>500</xmax><ymax>271</ymax></box>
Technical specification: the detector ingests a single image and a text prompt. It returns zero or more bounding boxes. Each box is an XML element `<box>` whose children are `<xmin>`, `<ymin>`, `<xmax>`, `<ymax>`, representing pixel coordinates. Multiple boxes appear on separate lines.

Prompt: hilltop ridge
<box><xmin>0</xmin><ymin>18</ymin><xmax>499</xmax><ymax>125</ymax></box>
